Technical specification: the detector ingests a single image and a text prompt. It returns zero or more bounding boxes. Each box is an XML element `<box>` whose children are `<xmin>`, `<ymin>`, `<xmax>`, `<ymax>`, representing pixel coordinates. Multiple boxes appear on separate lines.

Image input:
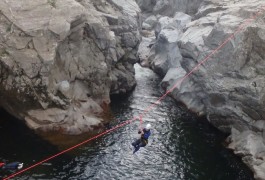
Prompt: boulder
<box><xmin>149</xmin><ymin>28</ymin><xmax>183</xmax><ymax>76</ymax></box>
<box><xmin>136</xmin><ymin>0</ymin><xmax>204</xmax><ymax>16</ymax></box>
<box><xmin>173</xmin><ymin>12</ymin><xmax>192</xmax><ymax>30</ymax></box>
<box><xmin>142</xmin><ymin>15</ymin><xmax>158</xmax><ymax>30</ymax></box>
<box><xmin>137</xmin><ymin>36</ymin><xmax>156</xmax><ymax>67</ymax></box>
<box><xmin>135</xmin><ymin>0</ymin><xmax>157</xmax><ymax>13</ymax></box>
<box><xmin>228</xmin><ymin>130</ymin><xmax>265</xmax><ymax>180</ymax></box>
<box><xmin>0</xmin><ymin>0</ymin><xmax>141</xmax><ymax>134</ymax></box>
<box><xmin>154</xmin><ymin>0</ymin><xmax>204</xmax><ymax>16</ymax></box>
<box><xmin>146</xmin><ymin>13</ymin><xmax>192</xmax><ymax>76</ymax></box>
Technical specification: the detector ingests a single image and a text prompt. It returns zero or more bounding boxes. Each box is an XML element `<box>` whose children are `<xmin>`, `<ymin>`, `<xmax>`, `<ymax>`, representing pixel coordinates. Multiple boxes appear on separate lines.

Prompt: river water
<box><xmin>0</xmin><ymin>64</ymin><xmax>253</xmax><ymax>180</ymax></box>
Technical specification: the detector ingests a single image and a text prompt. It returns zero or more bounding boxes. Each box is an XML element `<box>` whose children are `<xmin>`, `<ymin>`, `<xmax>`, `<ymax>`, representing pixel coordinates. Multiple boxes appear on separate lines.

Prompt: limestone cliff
<box><xmin>137</xmin><ymin>0</ymin><xmax>265</xmax><ymax>179</ymax></box>
<box><xmin>0</xmin><ymin>0</ymin><xmax>141</xmax><ymax>134</ymax></box>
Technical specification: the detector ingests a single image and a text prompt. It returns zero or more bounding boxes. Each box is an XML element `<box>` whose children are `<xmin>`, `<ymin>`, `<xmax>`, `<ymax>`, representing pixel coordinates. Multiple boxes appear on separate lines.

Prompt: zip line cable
<box><xmin>3</xmin><ymin>5</ymin><xmax>265</xmax><ymax>180</ymax></box>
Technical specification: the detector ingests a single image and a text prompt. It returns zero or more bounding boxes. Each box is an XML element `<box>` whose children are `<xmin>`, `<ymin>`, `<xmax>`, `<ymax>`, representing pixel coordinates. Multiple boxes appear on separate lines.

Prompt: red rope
<box><xmin>3</xmin><ymin>5</ymin><xmax>265</xmax><ymax>180</ymax></box>
<box><xmin>3</xmin><ymin>118</ymin><xmax>136</xmax><ymax>180</ymax></box>
<box><xmin>0</xmin><ymin>162</ymin><xmax>5</xmax><ymax>168</ymax></box>
<box><xmin>142</xmin><ymin>9</ymin><xmax>265</xmax><ymax>116</ymax></box>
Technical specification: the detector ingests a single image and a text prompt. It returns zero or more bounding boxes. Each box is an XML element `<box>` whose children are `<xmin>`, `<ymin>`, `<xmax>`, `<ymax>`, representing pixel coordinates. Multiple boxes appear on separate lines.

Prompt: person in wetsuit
<box><xmin>0</xmin><ymin>162</ymin><xmax>23</xmax><ymax>170</ymax></box>
<box><xmin>132</xmin><ymin>123</ymin><xmax>151</xmax><ymax>154</ymax></box>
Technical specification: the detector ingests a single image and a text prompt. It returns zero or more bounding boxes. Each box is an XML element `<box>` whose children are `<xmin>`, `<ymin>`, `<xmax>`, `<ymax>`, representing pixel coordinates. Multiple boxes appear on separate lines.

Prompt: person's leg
<box><xmin>139</xmin><ymin>142</ymin><xmax>146</xmax><ymax>148</ymax></box>
<box><xmin>132</xmin><ymin>139</ymin><xmax>141</xmax><ymax>148</ymax></box>
<box><xmin>133</xmin><ymin>141</ymin><xmax>146</xmax><ymax>154</ymax></box>
<box><xmin>3</xmin><ymin>162</ymin><xmax>19</xmax><ymax>169</ymax></box>
<box><xmin>133</xmin><ymin>145</ymin><xmax>140</xmax><ymax>154</ymax></box>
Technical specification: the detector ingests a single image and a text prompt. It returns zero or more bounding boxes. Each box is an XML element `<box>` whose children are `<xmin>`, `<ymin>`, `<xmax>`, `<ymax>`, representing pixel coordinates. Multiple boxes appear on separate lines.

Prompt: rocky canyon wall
<box><xmin>137</xmin><ymin>0</ymin><xmax>265</xmax><ymax>178</ymax></box>
<box><xmin>0</xmin><ymin>0</ymin><xmax>141</xmax><ymax>134</ymax></box>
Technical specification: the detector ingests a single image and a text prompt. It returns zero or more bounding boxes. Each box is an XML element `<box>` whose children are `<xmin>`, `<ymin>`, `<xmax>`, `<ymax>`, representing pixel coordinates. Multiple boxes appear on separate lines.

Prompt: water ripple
<box><xmin>0</xmin><ymin>64</ymin><xmax>254</xmax><ymax>180</ymax></box>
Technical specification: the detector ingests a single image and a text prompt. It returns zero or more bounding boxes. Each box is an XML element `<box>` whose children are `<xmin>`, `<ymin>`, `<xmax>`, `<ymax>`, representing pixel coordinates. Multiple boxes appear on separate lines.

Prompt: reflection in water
<box><xmin>0</xmin><ymin>64</ymin><xmax>253</xmax><ymax>180</ymax></box>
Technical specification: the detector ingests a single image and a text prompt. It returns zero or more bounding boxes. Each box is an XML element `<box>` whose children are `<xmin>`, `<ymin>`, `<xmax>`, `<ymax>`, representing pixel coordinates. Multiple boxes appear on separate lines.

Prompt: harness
<box><xmin>141</xmin><ymin>129</ymin><xmax>150</xmax><ymax>145</ymax></box>
<box><xmin>141</xmin><ymin>137</ymin><xmax>148</xmax><ymax>145</ymax></box>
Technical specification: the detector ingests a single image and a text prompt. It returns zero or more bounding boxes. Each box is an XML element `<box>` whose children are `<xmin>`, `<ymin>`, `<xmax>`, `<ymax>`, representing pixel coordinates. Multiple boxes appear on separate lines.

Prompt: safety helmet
<box><xmin>18</xmin><ymin>163</ymin><xmax>23</xmax><ymax>170</ymax></box>
<box><xmin>145</xmin><ymin>123</ymin><xmax>151</xmax><ymax>130</ymax></box>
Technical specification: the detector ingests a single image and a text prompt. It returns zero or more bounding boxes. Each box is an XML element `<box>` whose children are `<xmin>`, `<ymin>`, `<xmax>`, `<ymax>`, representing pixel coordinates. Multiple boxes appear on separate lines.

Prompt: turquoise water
<box><xmin>0</xmin><ymin>64</ymin><xmax>253</xmax><ymax>179</ymax></box>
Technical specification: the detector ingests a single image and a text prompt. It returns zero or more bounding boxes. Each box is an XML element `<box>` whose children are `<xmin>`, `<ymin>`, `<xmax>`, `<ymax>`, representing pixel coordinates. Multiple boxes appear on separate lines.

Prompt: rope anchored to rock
<box><xmin>3</xmin><ymin>5</ymin><xmax>265</xmax><ymax>180</ymax></box>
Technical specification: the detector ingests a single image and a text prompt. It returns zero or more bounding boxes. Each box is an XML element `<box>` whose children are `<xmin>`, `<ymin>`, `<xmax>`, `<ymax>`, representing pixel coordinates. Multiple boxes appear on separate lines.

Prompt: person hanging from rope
<box><xmin>131</xmin><ymin>123</ymin><xmax>151</xmax><ymax>154</ymax></box>
<box><xmin>0</xmin><ymin>162</ymin><xmax>23</xmax><ymax>170</ymax></box>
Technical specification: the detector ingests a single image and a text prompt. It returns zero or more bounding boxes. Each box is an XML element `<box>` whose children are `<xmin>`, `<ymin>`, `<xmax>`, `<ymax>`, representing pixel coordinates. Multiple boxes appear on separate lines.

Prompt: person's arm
<box><xmin>138</xmin><ymin>128</ymin><xmax>144</xmax><ymax>134</ymax></box>
<box><xmin>142</xmin><ymin>130</ymin><xmax>151</xmax><ymax>139</ymax></box>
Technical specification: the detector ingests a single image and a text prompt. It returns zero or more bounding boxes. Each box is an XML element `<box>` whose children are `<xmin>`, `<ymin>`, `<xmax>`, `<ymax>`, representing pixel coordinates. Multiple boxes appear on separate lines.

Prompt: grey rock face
<box><xmin>149</xmin><ymin>27</ymin><xmax>183</xmax><ymax>76</ymax></box>
<box><xmin>138</xmin><ymin>0</ymin><xmax>265</xmax><ymax>177</ymax></box>
<box><xmin>146</xmin><ymin>13</ymin><xmax>191</xmax><ymax>76</ymax></box>
<box><xmin>136</xmin><ymin>0</ymin><xmax>157</xmax><ymax>13</ymax></box>
<box><xmin>136</xmin><ymin>0</ymin><xmax>197</xmax><ymax>77</ymax></box>
<box><xmin>142</xmin><ymin>15</ymin><xmax>158</xmax><ymax>30</ymax></box>
<box><xmin>137</xmin><ymin>36</ymin><xmax>156</xmax><ymax>67</ymax></box>
<box><xmin>174</xmin><ymin>0</ymin><xmax>265</xmax><ymax>134</ymax></box>
<box><xmin>0</xmin><ymin>0</ymin><xmax>141</xmax><ymax>134</ymax></box>
<box><xmin>228</xmin><ymin>129</ymin><xmax>265</xmax><ymax>180</ymax></box>
<box><xmin>137</xmin><ymin>0</ymin><xmax>204</xmax><ymax>16</ymax></box>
